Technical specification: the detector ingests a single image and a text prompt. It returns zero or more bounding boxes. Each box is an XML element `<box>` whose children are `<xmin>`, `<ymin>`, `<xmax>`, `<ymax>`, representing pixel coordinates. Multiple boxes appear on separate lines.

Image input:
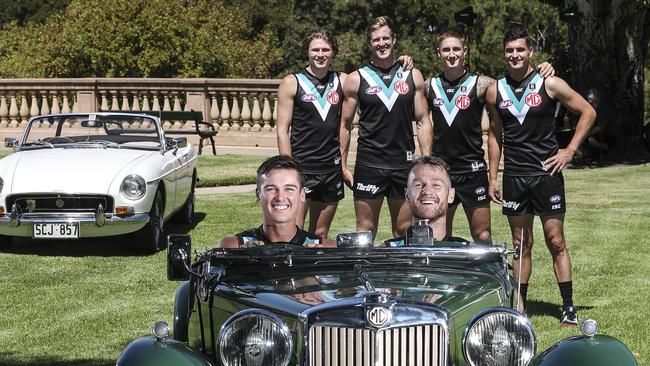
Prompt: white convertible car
<box><xmin>0</xmin><ymin>112</ymin><xmax>197</xmax><ymax>253</ymax></box>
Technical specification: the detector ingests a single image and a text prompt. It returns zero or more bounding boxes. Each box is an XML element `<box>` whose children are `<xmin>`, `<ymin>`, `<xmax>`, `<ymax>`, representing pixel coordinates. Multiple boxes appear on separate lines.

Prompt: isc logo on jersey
<box><xmin>301</xmin><ymin>94</ymin><xmax>317</xmax><ymax>102</ymax></box>
<box><xmin>455</xmin><ymin>95</ymin><xmax>470</xmax><ymax>109</ymax></box>
<box><xmin>525</xmin><ymin>92</ymin><xmax>542</xmax><ymax>107</ymax></box>
<box><xmin>394</xmin><ymin>81</ymin><xmax>409</xmax><ymax>95</ymax></box>
<box><xmin>366</xmin><ymin>86</ymin><xmax>382</xmax><ymax>95</ymax></box>
<box><xmin>327</xmin><ymin>90</ymin><xmax>340</xmax><ymax>105</ymax></box>
<box><xmin>499</xmin><ymin>100</ymin><xmax>513</xmax><ymax>109</ymax></box>
<box><xmin>433</xmin><ymin>98</ymin><xmax>444</xmax><ymax>107</ymax></box>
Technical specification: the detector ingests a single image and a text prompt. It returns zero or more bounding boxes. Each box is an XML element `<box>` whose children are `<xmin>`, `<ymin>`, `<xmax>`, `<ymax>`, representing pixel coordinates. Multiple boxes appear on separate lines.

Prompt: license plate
<box><xmin>33</xmin><ymin>222</ymin><xmax>80</xmax><ymax>239</ymax></box>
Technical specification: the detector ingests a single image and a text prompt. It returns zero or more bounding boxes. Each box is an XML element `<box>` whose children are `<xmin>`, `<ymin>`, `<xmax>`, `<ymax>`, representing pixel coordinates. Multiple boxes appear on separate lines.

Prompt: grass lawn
<box><xmin>0</xmin><ymin>163</ymin><xmax>648</xmax><ymax>365</ymax></box>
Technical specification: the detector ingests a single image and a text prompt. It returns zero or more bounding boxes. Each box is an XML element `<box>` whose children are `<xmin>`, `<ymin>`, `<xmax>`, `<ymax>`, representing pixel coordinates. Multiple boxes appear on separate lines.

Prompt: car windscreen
<box><xmin>21</xmin><ymin>114</ymin><xmax>162</xmax><ymax>150</ymax></box>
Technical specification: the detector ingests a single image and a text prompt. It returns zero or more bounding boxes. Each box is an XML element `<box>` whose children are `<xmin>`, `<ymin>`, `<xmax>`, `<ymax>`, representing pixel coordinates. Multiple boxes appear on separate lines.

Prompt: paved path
<box><xmin>196</xmin><ymin>184</ymin><xmax>256</xmax><ymax>195</ymax></box>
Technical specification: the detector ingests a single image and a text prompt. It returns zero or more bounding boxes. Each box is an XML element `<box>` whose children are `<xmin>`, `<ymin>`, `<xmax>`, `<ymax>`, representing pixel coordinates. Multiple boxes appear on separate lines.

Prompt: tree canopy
<box><xmin>0</xmin><ymin>0</ymin><xmax>565</xmax><ymax>79</ymax></box>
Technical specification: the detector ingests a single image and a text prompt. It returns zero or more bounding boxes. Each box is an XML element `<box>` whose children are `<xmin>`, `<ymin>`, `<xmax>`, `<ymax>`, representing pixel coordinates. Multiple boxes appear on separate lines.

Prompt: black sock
<box><xmin>518</xmin><ymin>283</ymin><xmax>528</xmax><ymax>306</ymax></box>
<box><xmin>558</xmin><ymin>281</ymin><xmax>573</xmax><ymax>308</ymax></box>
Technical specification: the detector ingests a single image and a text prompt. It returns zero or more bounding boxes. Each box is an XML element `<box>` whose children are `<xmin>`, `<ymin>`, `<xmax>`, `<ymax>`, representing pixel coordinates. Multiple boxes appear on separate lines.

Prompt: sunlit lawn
<box><xmin>0</xmin><ymin>162</ymin><xmax>648</xmax><ymax>365</ymax></box>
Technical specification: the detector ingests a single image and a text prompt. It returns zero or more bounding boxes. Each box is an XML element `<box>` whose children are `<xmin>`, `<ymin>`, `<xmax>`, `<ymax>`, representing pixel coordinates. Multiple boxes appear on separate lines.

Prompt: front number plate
<box><xmin>33</xmin><ymin>222</ymin><xmax>80</xmax><ymax>239</ymax></box>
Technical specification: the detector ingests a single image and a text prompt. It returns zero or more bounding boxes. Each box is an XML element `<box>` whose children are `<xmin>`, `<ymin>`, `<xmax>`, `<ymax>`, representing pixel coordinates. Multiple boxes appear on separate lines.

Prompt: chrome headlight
<box><xmin>463</xmin><ymin>308</ymin><xmax>536</xmax><ymax>366</ymax></box>
<box><xmin>120</xmin><ymin>175</ymin><xmax>146</xmax><ymax>200</ymax></box>
<box><xmin>219</xmin><ymin>309</ymin><xmax>292</xmax><ymax>366</ymax></box>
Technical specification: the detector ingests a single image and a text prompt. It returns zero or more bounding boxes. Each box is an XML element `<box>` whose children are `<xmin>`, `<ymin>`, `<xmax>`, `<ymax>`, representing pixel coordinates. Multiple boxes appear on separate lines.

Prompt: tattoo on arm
<box><xmin>477</xmin><ymin>76</ymin><xmax>496</xmax><ymax>103</ymax></box>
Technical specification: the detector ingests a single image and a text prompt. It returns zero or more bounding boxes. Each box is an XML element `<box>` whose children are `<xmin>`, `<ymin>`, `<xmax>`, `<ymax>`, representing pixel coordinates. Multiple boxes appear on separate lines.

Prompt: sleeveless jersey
<box><xmin>235</xmin><ymin>225</ymin><xmax>321</xmax><ymax>247</ymax></box>
<box><xmin>291</xmin><ymin>69</ymin><xmax>343</xmax><ymax>173</ymax></box>
<box><xmin>356</xmin><ymin>62</ymin><xmax>416</xmax><ymax>169</ymax></box>
<box><xmin>495</xmin><ymin>71</ymin><xmax>558</xmax><ymax>176</ymax></box>
<box><xmin>428</xmin><ymin>72</ymin><xmax>486</xmax><ymax>175</ymax></box>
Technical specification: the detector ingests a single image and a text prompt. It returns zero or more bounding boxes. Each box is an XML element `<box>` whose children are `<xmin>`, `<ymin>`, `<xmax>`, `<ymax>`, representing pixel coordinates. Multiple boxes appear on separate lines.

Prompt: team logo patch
<box><xmin>455</xmin><ymin>95</ymin><xmax>470</xmax><ymax>109</ymax></box>
<box><xmin>529</xmin><ymin>83</ymin><xmax>536</xmax><ymax>90</ymax></box>
<box><xmin>433</xmin><ymin>98</ymin><xmax>444</xmax><ymax>107</ymax></box>
<box><xmin>394</xmin><ymin>80</ymin><xmax>409</xmax><ymax>95</ymax></box>
<box><xmin>327</xmin><ymin>90</ymin><xmax>340</xmax><ymax>105</ymax></box>
<box><xmin>525</xmin><ymin>92</ymin><xmax>542</xmax><ymax>107</ymax></box>
<box><xmin>460</xmin><ymin>85</ymin><xmax>467</xmax><ymax>92</ymax></box>
<box><xmin>475</xmin><ymin>187</ymin><xmax>486</xmax><ymax>195</ymax></box>
<box><xmin>550</xmin><ymin>195</ymin><xmax>562</xmax><ymax>203</ymax></box>
<box><xmin>301</xmin><ymin>94</ymin><xmax>317</xmax><ymax>102</ymax></box>
<box><xmin>499</xmin><ymin>100</ymin><xmax>513</xmax><ymax>109</ymax></box>
<box><xmin>365</xmin><ymin>86</ymin><xmax>382</xmax><ymax>95</ymax></box>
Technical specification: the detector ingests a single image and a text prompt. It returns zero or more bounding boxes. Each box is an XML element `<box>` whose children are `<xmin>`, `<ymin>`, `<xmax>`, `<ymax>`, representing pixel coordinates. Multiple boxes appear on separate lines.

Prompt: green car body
<box><xmin>117</xmin><ymin>239</ymin><xmax>638</xmax><ymax>366</ymax></box>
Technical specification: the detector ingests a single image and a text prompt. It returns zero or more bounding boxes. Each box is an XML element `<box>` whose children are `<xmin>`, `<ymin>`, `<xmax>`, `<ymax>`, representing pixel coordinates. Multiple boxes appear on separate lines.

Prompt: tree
<box><xmin>0</xmin><ymin>0</ymin><xmax>283</xmax><ymax>78</ymax></box>
<box><xmin>546</xmin><ymin>0</ymin><xmax>650</xmax><ymax>160</ymax></box>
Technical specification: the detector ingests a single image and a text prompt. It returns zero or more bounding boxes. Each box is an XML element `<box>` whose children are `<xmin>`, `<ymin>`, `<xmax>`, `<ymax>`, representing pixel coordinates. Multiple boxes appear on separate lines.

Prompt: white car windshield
<box><xmin>21</xmin><ymin>114</ymin><xmax>162</xmax><ymax>150</ymax></box>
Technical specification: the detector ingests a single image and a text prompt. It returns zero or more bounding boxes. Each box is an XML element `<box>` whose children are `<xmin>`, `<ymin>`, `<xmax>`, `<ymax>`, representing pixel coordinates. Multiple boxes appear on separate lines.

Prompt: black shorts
<box><xmin>450</xmin><ymin>172</ymin><xmax>490</xmax><ymax>208</ymax></box>
<box><xmin>303</xmin><ymin>170</ymin><xmax>345</xmax><ymax>202</ymax></box>
<box><xmin>502</xmin><ymin>174</ymin><xmax>566</xmax><ymax>216</ymax></box>
<box><xmin>353</xmin><ymin>164</ymin><xmax>409</xmax><ymax>199</ymax></box>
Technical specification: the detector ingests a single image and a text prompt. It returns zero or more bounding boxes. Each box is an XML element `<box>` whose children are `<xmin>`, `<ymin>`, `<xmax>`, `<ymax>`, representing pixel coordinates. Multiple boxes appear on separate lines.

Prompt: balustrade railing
<box><xmin>0</xmin><ymin>78</ymin><xmax>282</xmax><ymax>133</ymax></box>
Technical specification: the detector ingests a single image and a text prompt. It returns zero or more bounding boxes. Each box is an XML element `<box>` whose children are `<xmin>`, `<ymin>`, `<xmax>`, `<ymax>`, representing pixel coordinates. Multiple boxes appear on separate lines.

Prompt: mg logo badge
<box><xmin>455</xmin><ymin>95</ymin><xmax>470</xmax><ymax>109</ymax></box>
<box><xmin>367</xmin><ymin>306</ymin><xmax>391</xmax><ymax>328</ymax></box>
<box><xmin>525</xmin><ymin>92</ymin><xmax>542</xmax><ymax>107</ymax></box>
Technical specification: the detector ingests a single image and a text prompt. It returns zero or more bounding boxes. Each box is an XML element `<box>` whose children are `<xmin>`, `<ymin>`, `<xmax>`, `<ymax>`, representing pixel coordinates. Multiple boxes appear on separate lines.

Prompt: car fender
<box><xmin>173</xmin><ymin>281</ymin><xmax>191</xmax><ymax>342</ymax></box>
<box><xmin>116</xmin><ymin>336</ymin><xmax>214</xmax><ymax>366</ymax></box>
<box><xmin>529</xmin><ymin>334</ymin><xmax>638</xmax><ymax>366</ymax></box>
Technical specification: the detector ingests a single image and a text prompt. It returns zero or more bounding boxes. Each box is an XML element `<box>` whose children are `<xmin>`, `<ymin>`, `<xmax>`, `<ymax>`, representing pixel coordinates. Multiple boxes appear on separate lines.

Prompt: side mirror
<box><xmin>174</xmin><ymin>137</ymin><xmax>188</xmax><ymax>149</ymax></box>
<box><xmin>167</xmin><ymin>234</ymin><xmax>192</xmax><ymax>281</ymax></box>
<box><xmin>4</xmin><ymin>137</ymin><xmax>18</xmax><ymax>149</ymax></box>
<box><xmin>336</xmin><ymin>231</ymin><xmax>373</xmax><ymax>248</ymax></box>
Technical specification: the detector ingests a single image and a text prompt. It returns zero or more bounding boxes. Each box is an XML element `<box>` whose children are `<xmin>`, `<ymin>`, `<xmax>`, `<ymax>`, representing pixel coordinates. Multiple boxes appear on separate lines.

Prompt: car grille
<box><xmin>309</xmin><ymin>324</ymin><xmax>445</xmax><ymax>366</ymax></box>
<box><xmin>6</xmin><ymin>194</ymin><xmax>114</xmax><ymax>213</ymax></box>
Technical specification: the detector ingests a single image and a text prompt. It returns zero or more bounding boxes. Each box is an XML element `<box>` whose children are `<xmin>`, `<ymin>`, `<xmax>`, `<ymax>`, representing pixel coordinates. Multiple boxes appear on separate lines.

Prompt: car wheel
<box><xmin>133</xmin><ymin>189</ymin><xmax>165</xmax><ymax>254</ymax></box>
<box><xmin>0</xmin><ymin>234</ymin><xmax>12</xmax><ymax>250</ymax></box>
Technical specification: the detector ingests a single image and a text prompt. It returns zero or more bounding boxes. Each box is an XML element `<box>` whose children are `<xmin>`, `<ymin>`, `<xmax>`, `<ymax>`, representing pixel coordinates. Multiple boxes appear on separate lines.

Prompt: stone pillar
<box><xmin>251</xmin><ymin>93</ymin><xmax>262</xmax><ymax>131</ymax></box>
<box><xmin>0</xmin><ymin>94</ymin><xmax>8</xmax><ymax>127</ymax></box>
<box><xmin>76</xmin><ymin>90</ymin><xmax>97</xmax><ymax>112</ymax></box>
<box><xmin>262</xmin><ymin>94</ymin><xmax>272</xmax><ymax>132</ymax></box>
<box><xmin>40</xmin><ymin>92</ymin><xmax>50</xmax><ymax>115</ymax></box>
<box><xmin>9</xmin><ymin>94</ymin><xmax>19</xmax><ymax>128</ymax></box>
<box><xmin>240</xmin><ymin>93</ymin><xmax>251</xmax><ymax>132</ymax></box>
<box><xmin>51</xmin><ymin>92</ymin><xmax>61</xmax><ymax>114</ymax></box>
<box><xmin>209</xmin><ymin>93</ymin><xmax>220</xmax><ymax>129</ymax></box>
<box><xmin>219</xmin><ymin>94</ymin><xmax>230</xmax><ymax>131</ymax></box>
<box><xmin>19</xmin><ymin>94</ymin><xmax>29</xmax><ymax>127</ymax></box>
<box><xmin>230</xmin><ymin>92</ymin><xmax>240</xmax><ymax>131</ymax></box>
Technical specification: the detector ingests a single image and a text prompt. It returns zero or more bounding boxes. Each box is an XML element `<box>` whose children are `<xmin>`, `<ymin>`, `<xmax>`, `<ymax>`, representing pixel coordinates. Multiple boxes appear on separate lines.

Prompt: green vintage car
<box><xmin>116</xmin><ymin>233</ymin><xmax>638</xmax><ymax>366</ymax></box>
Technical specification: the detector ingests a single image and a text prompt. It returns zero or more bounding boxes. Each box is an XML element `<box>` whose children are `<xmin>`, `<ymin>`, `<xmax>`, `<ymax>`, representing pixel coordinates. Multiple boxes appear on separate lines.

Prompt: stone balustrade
<box><xmin>0</xmin><ymin>78</ymin><xmax>282</xmax><ymax>133</ymax></box>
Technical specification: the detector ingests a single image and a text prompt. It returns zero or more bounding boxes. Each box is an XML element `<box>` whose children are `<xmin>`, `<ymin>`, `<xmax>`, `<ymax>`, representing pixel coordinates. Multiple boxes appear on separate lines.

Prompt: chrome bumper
<box><xmin>0</xmin><ymin>211</ymin><xmax>149</xmax><ymax>238</ymax></box>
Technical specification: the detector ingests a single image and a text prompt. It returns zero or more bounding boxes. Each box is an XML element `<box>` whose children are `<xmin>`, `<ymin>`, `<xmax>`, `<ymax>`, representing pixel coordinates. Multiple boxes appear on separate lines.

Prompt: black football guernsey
<box><xmin>356</xmin><ymin>62</ymin><xmax>416</xmax><ymax>170</ymax></box>
<box><xmin>428</xmin><ymin>72</ymin><xmax>486</xmax><ymax>175</ymax></box>
<box><xmin>495</xmin><ymin>70</ymin><xmax>558</xmax><ymax>176</ymax></box>
<box><xmin>291</xmin><ymin>69</ymin><xmax>343</xmax><ymax>173</ymax></box>
<box><xmin>236</xmin><ymin>225</ymin><xmax>321</xmax><ymax>247</ymax></box>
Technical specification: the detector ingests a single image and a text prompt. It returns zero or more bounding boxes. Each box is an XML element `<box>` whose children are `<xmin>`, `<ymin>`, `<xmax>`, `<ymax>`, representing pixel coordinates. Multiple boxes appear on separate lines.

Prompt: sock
<box><xmin>558</xmin><ymin>281</ymin><xmax>573</xmax><ymax>308</ymax></box>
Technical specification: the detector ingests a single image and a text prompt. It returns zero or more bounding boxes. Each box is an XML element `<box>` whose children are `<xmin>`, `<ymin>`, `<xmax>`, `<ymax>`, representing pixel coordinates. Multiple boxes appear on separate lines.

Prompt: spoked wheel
<box><xmin>132</xmin><ymin>189</ymin><xmax>165</xmax><ymax>254</ymax></box>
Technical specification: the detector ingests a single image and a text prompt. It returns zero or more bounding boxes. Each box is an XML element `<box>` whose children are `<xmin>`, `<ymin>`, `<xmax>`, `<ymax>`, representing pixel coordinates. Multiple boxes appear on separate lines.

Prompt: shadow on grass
<box><xmin>528</xmin><ymin>299</ymin><xmax>594</xmax><ymax>320</ymax></box>
<box><xmin>0</xmin><ymin>353</ymin><xmax>113</xmax><ymax>366</ymax></box>
<box><xmin>0</xmin><ymin>212</ymin><xmax>206</xmax><ymax>257</ymax></box>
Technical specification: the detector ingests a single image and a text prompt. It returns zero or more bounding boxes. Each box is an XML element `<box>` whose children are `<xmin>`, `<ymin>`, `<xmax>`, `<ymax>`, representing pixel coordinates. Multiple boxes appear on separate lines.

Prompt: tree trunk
<box><xmin>564</xmin><ymin>0</ymin><xmax>650</xmax><ymax>161</ymax></box>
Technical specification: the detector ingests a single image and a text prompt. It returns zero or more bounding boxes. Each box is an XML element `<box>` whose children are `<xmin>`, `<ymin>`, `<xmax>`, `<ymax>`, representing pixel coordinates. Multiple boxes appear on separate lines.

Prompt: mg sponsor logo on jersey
<box><xmin>503</xmin><ymin>200</ymin><xmax>521</xmax><ymax>210</ymax></box>
<box><xmin>499</xmin><ymin>100</ymin><xmax>513</xmax><ymax>109</ymax></box>
<box><xmin>356</xmin><ymin>183</ymin><xmax>379</xmax><ymax>195</ymax></box>
<box><xmin>394</xmin><ymin>80</ymin><xmax>409</xmax><ymax>95</ymax></box>
<box><xmin>455</xmin><ymin>95</ymin><xmax>471</xmax><ymax>109</ymax></box>
<box><xmin>365</xmin><ymin>86</ymin><xmax>382</xmax><ymax>95</ymax></box>
<box><xmin>525</xmin><ymin>92</ymin><xmax>542</xmax><ymax>107</ymax></box>
<box><xmin>327</xmin><ymin>90</ymin><xmax>340</xmax><ymax>105</ymax></box>
<box><xmin>301</xmin><ymin>94</ymin><xmax>317</xmax><ymax>102</ymax></box>
<box><xmin>433</xmin><ymin>98</ymin><xmax>444</xmax><ymax>107</ymax></box>
<box><xmin>549</xmin><ymin>194</ymin><xmax>562</xmax><ymax>203</ymax></box>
